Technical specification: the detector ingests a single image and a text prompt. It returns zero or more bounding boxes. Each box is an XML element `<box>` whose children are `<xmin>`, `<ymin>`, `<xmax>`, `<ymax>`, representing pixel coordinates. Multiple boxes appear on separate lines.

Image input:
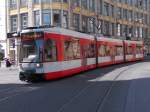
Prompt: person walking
<box><xmin>5</xmin><ymin>58</ymin><xmax>11</xmax><ymax>68</ymax></box>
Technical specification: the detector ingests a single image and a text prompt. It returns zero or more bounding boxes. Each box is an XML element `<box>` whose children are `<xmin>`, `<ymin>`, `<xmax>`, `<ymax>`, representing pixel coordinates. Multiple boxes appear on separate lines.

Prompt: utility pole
<box><xmin>88</xmin><ymin>14</ymin><xmax>102</xmax><ymax>66</ymax></box>
<box><xmin>88</xmin><ymin>14</ymin><xmax>102</xmax><ymax>36</ymax></box>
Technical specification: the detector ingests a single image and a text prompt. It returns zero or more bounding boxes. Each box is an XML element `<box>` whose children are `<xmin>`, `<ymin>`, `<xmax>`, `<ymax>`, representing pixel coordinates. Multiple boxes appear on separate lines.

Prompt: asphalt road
<box><xmin>0</xmin><ymin>57</ymin><xmax>150</xmax><ymax>112</ymax></box>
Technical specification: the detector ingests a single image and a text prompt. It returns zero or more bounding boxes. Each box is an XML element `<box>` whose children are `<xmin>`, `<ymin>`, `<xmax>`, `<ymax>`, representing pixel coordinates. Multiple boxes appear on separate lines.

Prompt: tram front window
<box><xmin>20</xmin><ymin>32</ymin><xmax>43</xmax><ymax>63</ymax></box>
<box><xmin>20</xmin><ymin>40</ymin><xmax>37</xmax><ymax>62</ymax></box>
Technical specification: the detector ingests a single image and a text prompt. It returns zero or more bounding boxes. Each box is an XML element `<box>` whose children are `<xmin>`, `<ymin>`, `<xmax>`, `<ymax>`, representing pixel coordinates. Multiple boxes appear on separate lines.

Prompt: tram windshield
<box><xmin>20</xmin><ymin>32</ymin><xmax>43</xmax><ymax>63</ymax></box>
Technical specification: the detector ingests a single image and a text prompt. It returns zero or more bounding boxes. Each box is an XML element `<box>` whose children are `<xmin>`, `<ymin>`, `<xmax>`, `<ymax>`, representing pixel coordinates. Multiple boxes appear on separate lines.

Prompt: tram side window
<box><xmin>64</xmin><ymin>40</ymin><xmax>80</xmax><ymax>60</ymax></box>
<box><xmin>85</xmin><ymin>43</ymin><xmax>95</xmax><ymax>58</ymax></box>
<box><xmin>99</xmin><ymin>45</ymin><xmax>106</xmax><ymax>56</ymax></box>
<box><xmin>99</xmin><ymin>45</ymin><xmax>110</xmax><ymax>56</ymax></box>
<box><xmin>126</xmin><ymin>46</ymin><xmax>132</xmax><ymax>55</ymax></box>
<box><xmin>105</xmin><ymin>46</ymin><xmax>110</xmax><ymax>56</ymax></box>
<box><xmin>44</xmin><ymin>39</ymin><xmax>57</xmax><ymax>62</ymax></box>
<box><xmin>116</xmin><ymin>46</ymin><xmax>123</xmax><ymax>56</ymax></box>
<box><xmin>91</xmin><ymin>44</ymin><xmax>96</xmax><ymax>57</ymax></box>
<box><xmin>136</xmin><ymin>46</ymin><xmax>143</xmax><ymax>54</ymax></box>
<box><xmin>140</xmin><ymin>46</ymin><xmax>143</xmax><ymax>53</ymax></box>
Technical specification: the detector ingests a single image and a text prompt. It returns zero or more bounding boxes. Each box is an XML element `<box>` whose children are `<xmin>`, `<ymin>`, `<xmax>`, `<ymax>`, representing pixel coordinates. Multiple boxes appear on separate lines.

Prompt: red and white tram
<box><xmin>19</xmin><ymin>27</ymin><xmax>144</xmax><ymax>81</ymax></box>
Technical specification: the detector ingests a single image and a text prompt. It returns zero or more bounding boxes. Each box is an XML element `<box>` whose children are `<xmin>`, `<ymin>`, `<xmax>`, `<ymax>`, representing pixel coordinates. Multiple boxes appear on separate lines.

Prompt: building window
<box><xmin>72</xmin><ymin>13</ymin><xmax>80</xmax><ymax>31</ymax></box>
<box><xmin>89</xmin><ymin>17</ymin><xmax>95</xmax><ymax>33</ymax></box>
<box><xmin>116</xmin><ymin>7</ymin><xmax>122</xmax><ymax>19</ymax></box>
<box><xmin>52</xmin><ymin>0</ymin><xmax>61</xmax><ymax>2</ymax></box>
<box><xmin>81</xmin><ymin>0</ymin><xmax>88</xmax><ymax>9</ymax></box>
<box><xmin>134</xmin><ymin>12</ymin><xmax>138</xmax><ymax>21</ymax></box>
<box><xmin>89</xmin><ymin>0</ymin><xmax>95</xmax><ymax>11</ymax></box>
<box><xmin>110</xmin><ymin>5</ymin><xmax>114</xmax><ymax>17</ymax></box>
<box><xmin>10</xmin><ymin>15</ymin><xmax>17</xmax><ymax>32</ymax></box>
<box><xmin>71</xmin><ymin>0</ymin><xmax>80</xmax><ymax>7</ymax></box>
<box><xmin>63</xmin><ymin>0</ymin><xmax>68</xmax><ymax>3</ymax></box>
<box><xmin>123</xmin><ymin>9</ymin><xmax>128</xmax><ymax>20</ymax></box>
<box><xmin>34</xmin><ymin>10</ymin><xmax>40</xmax><ymax>26</ymax></box>
<box><xmin>129</xmin><ymin>27</ymin><xmax>133</xmax><ymax>37</ymax></box>
<box><xmin>53</xmin><ymin>10</ymin><xmax>61</xmax><ymax>26</ymax></box>
<box><xmin>62</xmin><ymin>11</ymin><xmax>68</xmax><ymax>28</ymax></box>
<box><xmin>143</xmin><ymin>0</ymin><xmax>148</xmax><ymax>10</ymax></box>
<box><xmin>111</xmin><ymin>23</ymin><xmax>115</xmax><ymax>36</ymax></box>
<box><xmin>42</xmin><ymin>0</ymin><xmax>50</xmax><ymax>4</ymax></box>
<box><xmin>104</xmin><ymin>2</ymin><xmax>109</xmax><ymax>16</ymax></box>
<box><xmin>20</xmin><ymin>0</ymin><xmax>27</xmax><ymax>7</ymax></box>
<box><xmin>122</xmin><ymin>25</ymin><xmax>128</xmax><ymax>37</ymax></box>
<box><xmin>144</xmin><ymin>14</ymin><xmax>148</xmax><ymax>24</ymax></box>
<box><xmin>33</xmin><ymin>0</ymin><xmax>40</xmax><ymax>4</ymax></box>
<box><xmin>103</xmin><ymin>21</ymin><xmax>109</xmax><ymax>36</ymax></box>
<box><xmin>128</xmin><ymin>10</ymin><xmax>132</xmax><ymax>21</ymax></box>
<box><xmin>128</xmin><ymin>0</ymin><xmax>132</xmax><ymax>5</ymax></box>
<box><xmin>42</xmin><ymin>9</ymin><xmax>51</xmax><ymax>25</ymax></box>
<box><xmin>21</xmin><ymin>13</ymin><xmax>28</xmax><ymax>29</ymax></box>
<box><xmin>10</xmin><ymin>0</ymin><xmax>17</xmax><ymax>9</ymax></box>
<box><xmin>82</xmin><ymin>16</ymin><xmax>88</xmax><ymax>33</ymax></box>
<box><xmin>97</xmin><ymin>0</ymin><xmax>102</xmax><ymax>14</ymax></box>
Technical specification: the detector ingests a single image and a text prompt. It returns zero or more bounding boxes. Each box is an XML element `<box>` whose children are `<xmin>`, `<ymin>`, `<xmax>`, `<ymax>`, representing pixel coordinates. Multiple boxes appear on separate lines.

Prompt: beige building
<box><xmin>6</xmin><ymin>0</ymin><xmax>150</xmax><ymax>63</ymax></box>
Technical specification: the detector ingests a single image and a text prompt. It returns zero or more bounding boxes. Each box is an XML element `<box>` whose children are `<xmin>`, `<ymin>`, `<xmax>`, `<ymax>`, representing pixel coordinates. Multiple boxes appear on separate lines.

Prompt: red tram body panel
<box><xmin>97</xmin><ymin>37</ymin><xmax>124</xmax><ymax>67</ymax></box>
<box><xmin>19</xmin><ymin>27</ymin><xmax>144</xmax><ymax>81</ymax></box>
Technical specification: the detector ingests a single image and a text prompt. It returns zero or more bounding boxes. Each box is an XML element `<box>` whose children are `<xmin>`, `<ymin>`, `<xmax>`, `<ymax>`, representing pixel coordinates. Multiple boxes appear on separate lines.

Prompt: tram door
<box><xmin>132</xmin><ymin>44</ymin><xmax>136</xmax><ymax>59</ymax></box>
<box><xmin>81</xmin><ymin>45</ymin><xmax>88</xmax><ymax>71</ymax></box>
<box><xmin>111</xmin><ymin>45</ymin><xmax>116</xmax><ymax>64</ymax></box>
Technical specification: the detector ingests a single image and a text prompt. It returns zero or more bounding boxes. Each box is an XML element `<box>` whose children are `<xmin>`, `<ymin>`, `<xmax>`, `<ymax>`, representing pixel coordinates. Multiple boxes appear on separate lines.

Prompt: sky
<box><xmin>0</xmin><ymin>0</ymin><xmax>6</xmax><ymax>52</ymax></box>
<box><xmin>0</xmin><ymin>0</ymin><xmax>6</xmax><ymax>40</ymax></box>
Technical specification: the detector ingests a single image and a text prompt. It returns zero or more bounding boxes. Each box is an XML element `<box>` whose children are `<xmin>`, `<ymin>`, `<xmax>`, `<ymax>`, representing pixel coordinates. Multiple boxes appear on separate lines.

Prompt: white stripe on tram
<box><xmin>87</xmin><ymin>58</ymin><xmax>96</xmax><ymax>65</ymax></box>
<box><xmin>126</xmin><ymin>55</ymin><xmax>133</xmax><ymax>60</ymax></box>
<box><xmin>98</xmin><ymin>56</ymin><xmax>111</xmax><ymax>63</ymax></box>
<box><xmin>115</xmin><ymin>56</ymin><xmax>124</xmax><ymax>61</ymax></box>
<box><xmin>43</xmin><ymin>59</ymin><xmax>82</xmax><ymax>73</ymax></box>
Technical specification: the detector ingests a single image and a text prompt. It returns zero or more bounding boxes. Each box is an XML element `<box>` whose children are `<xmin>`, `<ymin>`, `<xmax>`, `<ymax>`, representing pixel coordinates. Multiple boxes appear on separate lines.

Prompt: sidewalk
<box><xmin>0</xmin><ymin>61</ymin><xmax>19</xmax><ymax>71</ymax></box>
<box><xmin>0</xmin><ymin>66</ymin><xmax>19</xmax><ymax>69</ymax></box>
<box><xmin>0</xmin><ymin>66</ymin><xmax>19</xmax><ymax>71</ymax></box>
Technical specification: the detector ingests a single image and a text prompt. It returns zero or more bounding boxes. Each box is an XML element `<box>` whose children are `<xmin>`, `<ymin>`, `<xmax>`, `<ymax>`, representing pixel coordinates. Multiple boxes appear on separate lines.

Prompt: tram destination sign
<box><xmin>21</xmin><ymin>32</ymin><xmax>43</xmax><ymax>40</ymax></box>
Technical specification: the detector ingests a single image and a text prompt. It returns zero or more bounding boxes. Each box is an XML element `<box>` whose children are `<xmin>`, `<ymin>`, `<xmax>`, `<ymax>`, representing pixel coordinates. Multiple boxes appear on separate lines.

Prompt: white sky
<box><xmin>0</xmin><ymin>0</ymin><xmax>6</xmax><ymax>51</ymax></box>
<box><xmin>0</xmin><ymin>0</ymin><xmax>6</xmax><ymax>40</ymax></box>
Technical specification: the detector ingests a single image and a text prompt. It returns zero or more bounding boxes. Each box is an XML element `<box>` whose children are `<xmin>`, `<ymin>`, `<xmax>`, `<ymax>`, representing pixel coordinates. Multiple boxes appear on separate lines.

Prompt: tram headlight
<box><xmin>36</xmin><ymin>63</ymin><xmax>41</xmax><ymax>68</ymax></box>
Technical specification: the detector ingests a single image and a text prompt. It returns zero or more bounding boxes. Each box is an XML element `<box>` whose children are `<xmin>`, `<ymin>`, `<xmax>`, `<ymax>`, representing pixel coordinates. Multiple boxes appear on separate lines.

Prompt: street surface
<box><xmin>0</xmin><ymin>57</ymin><xmax>150</xmax><ymax>112</ymax></box>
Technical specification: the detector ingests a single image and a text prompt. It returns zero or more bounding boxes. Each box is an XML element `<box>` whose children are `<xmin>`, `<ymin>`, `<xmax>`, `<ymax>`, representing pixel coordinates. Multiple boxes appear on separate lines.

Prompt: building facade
<box><xmin>6</xmin><ymin>0</ymin><xmax>150</xmax><ymax>63</ymax></box>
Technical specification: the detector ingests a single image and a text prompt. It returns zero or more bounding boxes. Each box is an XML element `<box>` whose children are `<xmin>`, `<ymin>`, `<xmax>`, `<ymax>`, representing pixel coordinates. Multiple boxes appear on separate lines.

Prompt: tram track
<box><xmin>0</xmin><ymin>82</ymin><xmax>41</xmax><ymax>103</ymax></box>
<box><xmin>0</xmin><ymin>86</ymin><xmax>39</xmax><ymax>103</ymax></box>
<box><xmin>56</xmin><ymin>64</ymin><xmax>136</xmax><ymax>112</ymax></box>
<box><xmin>95</xmin><ymin>66</ymin><xmax>134</xmax><ymax>112</ymax></box>
<box><xmin>0</xmin><ymin>62</ymin><xmax>146</xmax><ymax>112</ymax></box>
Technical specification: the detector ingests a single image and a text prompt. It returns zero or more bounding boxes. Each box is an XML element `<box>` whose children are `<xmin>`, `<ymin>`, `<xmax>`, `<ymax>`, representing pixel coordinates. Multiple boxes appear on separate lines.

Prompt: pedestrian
<box><xmin>5</xmin><ymin>58</ymin><xmax>11</xmax><ymax>68</ymax></box>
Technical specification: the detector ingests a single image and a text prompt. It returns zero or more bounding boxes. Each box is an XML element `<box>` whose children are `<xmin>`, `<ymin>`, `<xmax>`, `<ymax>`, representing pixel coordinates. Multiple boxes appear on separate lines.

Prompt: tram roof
<box><xmin>97</xmin><ymin>36</ymin><xmax>123</xmax><ymax>43</ymax></box>
<box><xmin>21</xmin><ymin>27</ymin><xmax>143</xmax><ymax>44</ymax></box>
<box><xmin>21</xmin><ymin>27</ymin><xmax>95</xmax><ymax>40</ymax></box>
<box><xmin>124</xmin><ymin>40</ymin><xmax>143</xmax><ymax>44</ymax></box>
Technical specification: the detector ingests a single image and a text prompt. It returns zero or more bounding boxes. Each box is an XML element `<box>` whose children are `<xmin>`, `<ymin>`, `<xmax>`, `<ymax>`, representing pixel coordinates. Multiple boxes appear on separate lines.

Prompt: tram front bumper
<box><xmin>19</xmin><ymin>70</ymin><xmax>43</xmax><ymax>82</ymax></box>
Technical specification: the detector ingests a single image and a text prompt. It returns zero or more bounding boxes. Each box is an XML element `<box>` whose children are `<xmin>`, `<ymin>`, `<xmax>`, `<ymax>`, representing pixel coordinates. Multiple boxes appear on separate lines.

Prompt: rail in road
<box><xmin>56</xmin><ymin>63</ymin><xmax>143</xmax><ymax>112</ymax></box>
